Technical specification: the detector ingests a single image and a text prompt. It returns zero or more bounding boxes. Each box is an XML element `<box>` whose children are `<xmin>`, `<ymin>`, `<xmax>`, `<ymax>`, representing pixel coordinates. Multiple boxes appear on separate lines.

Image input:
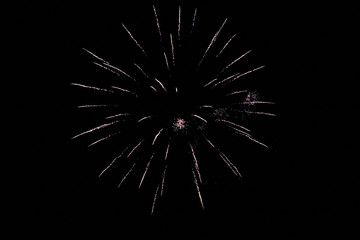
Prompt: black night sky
<box><xmin>13</xmin><ymin>0</ymin><xmax>358</xmax><ymax>238</ymax></box>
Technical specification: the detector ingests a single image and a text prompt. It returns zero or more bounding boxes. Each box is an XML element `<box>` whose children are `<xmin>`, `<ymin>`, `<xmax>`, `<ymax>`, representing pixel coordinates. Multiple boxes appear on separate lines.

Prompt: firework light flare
<box><xmin>71</xmin><ymin>5</ymin><xmax>275</xmax><ymax>214</ymax></box>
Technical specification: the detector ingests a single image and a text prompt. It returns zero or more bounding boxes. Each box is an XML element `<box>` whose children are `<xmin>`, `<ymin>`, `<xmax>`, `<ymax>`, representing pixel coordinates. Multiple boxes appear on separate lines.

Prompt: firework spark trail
<box><xmin>138</xmin><ymin>153</ymin><xmax>155</xmax><ymax>189</ymax></box>
<box><xmin>163</xmin><ymin>51</ymin><xmax>171</xmax><ymax>73</ymax></box>
<box><xmin>152</xmin><ymin>128</ymin><xmax>164</xmax><ymax>145</ymax></box>
<box><xmin>247</xmin><ymin>136</ymin><xmax>269</xmax><ymax>148</ymax></box>
<box><xmin>103</xmin><ymin>62</ymin><xmax>137</xmax><ymax>82</ymax></box>
<box><xmin>92</xmin><ymin>62</ymin><xmax>124</xmax><ymax>78</ymax></box>
<box><xmin>134</xmin><ymin>63</ymin><xmax>150</xmax><ymax>79</ymax></box>
<box><xmin>118</xmin><ymin>163</ymin><xmax>136</xmax><ymax>187</ymax></box>
<box><xmin>244</xmin><ymin>110</ymin><xmax>276</xmax><ymax>117</ymax></box>
<box><xmin>164</xmin><ymin>138</ymin><xmax>171</xmax><ymax>161</ymax></box>
<box><xmin>98</xmin><ymin>146</ymin><xmax>129</xmax><ymax>178</ymax></box>
<box><xmin>137</xmin><ymin>115</ymin><xmax>153</xmax><ymax>123</ymax></box>
<box><xmin>226</xmin><ymin>125</ymin><xmax>251</xmax><ymax>137</ymax></box>
<box><xmin>72</xmin><ymin>120</ymin><xmax>121</xmax><ymax>139</ymax></box>
<box><xmin>178</xmin><ymin>5</ymin><xmax>181</xmax><ymax>42</ymax></box>
<box><xmin>82</xmin><ymin>48</ymin><xmax>109</xmax><ymax>63</ymax></box>
<box><xmin>216</xmin><ymin>33</ymin><xmax>237</xmax><ymax>58</ymax></box>
<box><xmin>170</xmin><ymin>34</ymin><xmax>175</xmax><ymax>66</ymax></box>
<box><xmin>70</xmin><ymin>83</ymin><xmax>114</xmax><ymax>93</ymax></box>
<box><xmin>198</xmin><ymin>105</ymin><xmax>214</xmax><ymax>109</ymax></box>
<box><xmin>212</xmin><ymin>65</ymin><xmax>265</xmax><ymax>88</ymax></box>
<box><xmin>88</xmin><ymin>131</ymin><xmax>121</xmax><ymax>147</ymax></box>
<box><xmin>198</xmin><ymin>18</ymin><xmax>228</xmax><ymax>67</ymax></box>
<box><xmin>121</xmin><ymin>23</ymin><xmax>148</xmax><ymax>57</ymax></box>
<box><xmin>225</xmin><ymin>90</ymin><xmax>248</xmax><ymax>96</ymax></box>
<box><xmin>127</xmin><ymin>139</ymin><xmax>144</xmax><ymax>158</ymax></box>
<box><xmin>105</xmin><ymin>113</ymin><xmax>131</xmax><ymax>120</ymax></box>
<box><xmin>203</xmin><ymin>71</ymin><xmax>240</xmax><ymax>87</ymax></box>
<box><xmin>154</xmin><ymin>77</ymin><xmax>168</xmax><ymax>92</ymax></box>
<box><xmin>151</xmin><ymin>184</ymin><xmax>160</xmax><ymax>215</ymax></box>
<box><xmin>160</xmin><ymin>165</ymin><xmax>167</xmax><ymax>196</ymax></box>
<box><xmin>218</xmin><ymin>119</ymin><xmax>251</xmax><ymax>132</ymax></box>
<box><xmin>153</xmin><ymin>5</ymin><xmax>163</xmax><ymax>43</ymax></box>
<box><xmin>239</xmin><ymin>101</ymin><xmax>276</xmax><ymax>105</ymax></box>
<box><xmin>189</xmin><ymin>143</ymin><xmax>202</xmax><ymax>184</ymax></box>
<box><xmin>111</xmin><ymin>86</ymin><xmax>138</xmax><ymax>97</ymax></box>
<box><xmin>191</xmin><ymin>166</ymin><xmax>204</xmax><ymax>209</ymax></box>
<box><xmin>77</xmin><ymin>104</ymin><xmax>119</xmax><ymax>108</ymax></box>
<box><xmin>220</xmin><ymin>49</ymin><xmax>253</xmax><ymax>73</ymax></box>
<box><xmin>191</xmin><ymin>114</ymin><xmax>208</xmax><ymax>123</ymax></box>
<box><xmin>150</xmin><ymin>86</ymin><xmax>157</xmax><ymax>92</ymax></box>
<box><xmin>189</xmin><ymin>8</ymin><xmax>197</xmax><ymax>36</ymax></box>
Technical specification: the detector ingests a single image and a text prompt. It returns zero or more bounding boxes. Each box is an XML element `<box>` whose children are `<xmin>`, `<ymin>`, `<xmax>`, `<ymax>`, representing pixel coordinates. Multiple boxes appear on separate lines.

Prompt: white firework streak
<box><xmin>191</xmin><ymin>166</ymin><xmax>204</xmax><ymax>209</ymax></box>
<box><xmin>138</xmin><ymin>115</ymin><xmax>153</xmax><ymax>123</ymax></box>
<box><xmin>218</xmin><ymin>119</ymin><xmax>251</xmax><ymax>132</ymax></box>
<box><xmin>197</xmin><ymin>105</ymin><xmax>214</xmax><ymax>109</ymax></box>
<box><xmin>111</xmin><ymin>86</ymin><xmax>138</xmax><ymax>97</ymax></box>
<box><xmin>152</xmin><ymin>128</ymin><xmax>164</xmax><ymax>145</ymax></box>
<box><xmin>170</xmin><ymin>33</ymin><xmax>175</xmax><ymax>66</ymax></box>
<box><xmin>151</xmin><ymin>184</ymin><xmax>160</xmax><ymax>215</ymax></box>
<box><xmin>191</xmin><ymin>114</ymin><xmax>208</xmax><ymax>123</ymax></box>
<box><xmin>105</xmin><ymin>112</ymin><xmax>131</xmax><ymax>120</ymax></box>
<box><xmin>138</xmin><ymin>153</ymin><xmax>155</xmax><ymax>189</ymax></box>
<box><xmin>88</xmin><ymin>131</ymin><xmax>121</xmax><ymax>147</ymax></box>
<box><xmin>70</xmin><ymin>83</ymin><xmax>114</xmax><ymax>93</ymax></box>
<box><xmin>71</xmin><ymin>120</ymin><xmax>120</xmax><ymax>139</ymax></box>
<box><xmin>118</xmin><ymin>163</ymin><xmax>136</xmax><ymax>188</ymax></box>
<box><xmin>127</xmin><ymin>139</ymin><xmax>145</xmax><ymax>158</ymax></box>
<box><xmin>92</xmin><ymin>62</ymin><xmax>124</xmax><ymax>78</ymax></box>
<box><xmin>163</xmin><ymin>51</ymin><xmax>171</xmax><ymax>73</ymax></box>
<box><xmin>82</xmin><ymin>48</ymin><xmax>109</xmax><ymax>63</ymax></box>
<box><xmin>247</xmin><ymin>136</ymin><xmax>269</xmax><ymax>148</ymax></box>
<box><xmin>212</xmin><ymin>65</ymin><xmax>265</xmax><ymax>88</ymax></box>
<box><xmin>153</xmin><ymin>5</ymin><xmax>163</xmax><ymax>43</ymax></box>
<box><xmin>225</xmin><ymin>90</ymin><xmax>248</xmax><ymax>96</ymax></box>
<box><xmin>77</xmin><ymin>104</ymin><xmax>119</xmax><ymax>108</ymax></box>
<box><xmin>178</xmin><ymin>5</ymin><xmax>181</xmax><ymax>42</ymax></box>
<box><xmin>134</xmin><ymin>63</ymin><xmax>149</xmax><ymax>79</ymax></box>
<box><xmin>226</xmin><ymin>125</ymin><xmax>251</xmax><ymax>137</ymax></box>
<box><xmin>189</xmin><ymin>143</ymin><xmax>202</xmax><ymax>184</ymax></box>
<box><xmin>244</xmin><ymin>110</ymin><xmax>276</xmax><ymax>117</ymax></box>
<box><xmin>160</xmin><ymin>164</ymin><xmax>167</xmax><ymax>196</ymax></box>
<box><xmin>219</xmin><ymin>49</ymin><xmax>253</xmax><ymax>73</ymax></box>
<box><xmin>204</xmin><ymin>71</ymin><xmax>240</xmax><ymax>87</ymax></box>
<box><xmin>121</xmin><ymin>23</ymin><xmax>147</xmax><ymax>57</ymax></box>
<box><xmin>239</xmin><ymin>101</ymin><xmax>276</xmax><ymax>105</ymax></box>
<box><xmin>103</xmin><ymin>62</ymin><xmax>137</xmax><ymax>82</ymax></box>
<box><xmin>189</xmin><ymin>8</ymin><xmax>197</xmax><ymax>36</ymax></box>
<box><xmin>150</xmin><ymin>86</ymin><xmax>157</xmax><ymax>92</ymax></box>
<box><xmin>98</xmin><ymin>146</ymin><xmax>129</xmax><ymax>178</ymax></box>
<box><xmin>198</xmin><ymin>18</ymin><xmax>228</xmax><ymax>67</ymax></box>
<box><xmin>216</xmin><ymin>33</ymin><xmax>237</xmax><ymax>58</ymax></box>
<box><xmin>164</xmin><ymin>138</ymin><xmax>171</xmax><ymax>161</ymax></box>
<box><xmin>154</xmin><ymin>77</ymin><xmax>168</xmax><ymax>92</ymax></box>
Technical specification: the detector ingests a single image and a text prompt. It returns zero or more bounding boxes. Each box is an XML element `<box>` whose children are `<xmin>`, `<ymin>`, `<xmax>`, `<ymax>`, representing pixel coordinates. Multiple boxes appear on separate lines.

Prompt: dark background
<box><xmin>13</xmin><ymin>0</ymin><xmax>358</xmax><ymax>238</ymax></box>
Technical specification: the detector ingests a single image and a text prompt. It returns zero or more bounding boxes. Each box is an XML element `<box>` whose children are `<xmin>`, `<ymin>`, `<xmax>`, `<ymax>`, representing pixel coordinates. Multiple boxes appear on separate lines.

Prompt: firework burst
<box><xmin>71</xmin><ymin>5</ymin><xmax>275</xmax><ymax>214</ymax></box>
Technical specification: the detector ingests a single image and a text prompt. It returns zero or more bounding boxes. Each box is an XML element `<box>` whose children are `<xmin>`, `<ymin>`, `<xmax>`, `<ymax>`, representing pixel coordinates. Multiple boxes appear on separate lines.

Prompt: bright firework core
<box><xmin>172</xmin><ymin>117</ymin><xmax>188</xmax><ymax>132</ymax></box>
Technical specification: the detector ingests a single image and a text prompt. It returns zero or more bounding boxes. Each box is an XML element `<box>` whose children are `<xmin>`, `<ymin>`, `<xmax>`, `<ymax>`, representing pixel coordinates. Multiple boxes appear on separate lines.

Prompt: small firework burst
<box><xmin>71</xmin><ymin>4</ymin><xmax>275</xmax><ymax>214</ymax></box>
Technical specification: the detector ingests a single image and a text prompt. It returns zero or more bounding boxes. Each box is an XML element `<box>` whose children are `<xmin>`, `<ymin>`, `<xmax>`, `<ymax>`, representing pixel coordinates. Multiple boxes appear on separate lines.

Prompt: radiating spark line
<box><xmin>134</xmin><ymin>63</ymin><xmax>149</xmax><ymax>79</ymax></box>
<box><xmin>226</xmin><ymin>90</ymin><xmax>248</xmax><ymax>96</ymax></box>
<box><xmin>220</xmin><ymin>49</ymin><xmax>252</xmax><ymax>73</ymax></box>
<box><xmin>170</xmin><ymin>33</ymin><xmax>175</xmax><ymax>66</ymax></box>
<box><xmin>98</xmin><ymin>146</ymin><xmax>129</xmax><ymax>178</ymax></box>
<box><xmin>216</xmin><ymin>33</ymin><xmax>237</xmax><ymax>58</ymax></box>
<box><xmin>127</xmin><ymin>139</ymin><xmax>144</xmax><ymax>158</ymax></box>
<box><xmin>72</xmin><ymin>120</ymin><xmax>120</xmax><ymax>139</ymax></box>
<box><xmin>198</xmin><ymin>105</ymin><xmax>214</xmax><ymax>109</ymax></box>
<box><xmin>178</xmin><ymin>5</ymin><xmax>181</xmax><ymax>42</ymax></box>
<box><xmin>152</xmin><ymin>128</ymin><xmax>164</xmax><ymax>145</ymax></box>
<box><xmin>212</xmin><ymin>65</ymin><xmax>265</xmax><ymax>88</ymax></box>
<box><xmin>191</xmin><ymin>166</ymin><xmax>204</xmax><ymax>209</ymax></box>
<box><xmin>247</xmin><ymin>136</ymin><xmax>269</xmax><ymax>148</ymax></box>
<box><xmin>163</xmin><ymin>51</ymin><xmax>170</xmax><ymax>73</ymax></box>
<box><xmin>204</xmin><ymin>71</ymin><xmax>239</xmax><ymax>87</ymax></box>
<box><xmin>153</xmin><ymin>5</ymin><xmax>162</xmax><ymax>43</ymax></box>
<box><xmin>198</xmin><ymin>18</ymin><xmax>228</xmax><ymax>67</ymax></box>
<box><xmin>103</xmin><ymin>62</ymin><xmax>137</xmax><ymax>82</ymax></box>
<box><xmin>111</xmin><ymin>86</ymin><xmax>138</xmax><ymax>97</ymax></box>
<box><xmin>82</xmin><ymin>48</ymin><xmax>109</xmax><ymax>63</ymax></box>
<box><xmin>240</xmin><ymin>101</ymin><xmax>276</xmax><ymax>105</ymax></box>
<box><xmin>105</xmin><ymin>112</ymin><xmax>131</xmax><ymax>120</ymax></box>
<box><xmin>244</xmin><ymin>110</ymin><xmax>276</xmax><ymax>117</ymax></box>
<box><xmin>70</xmin><ymin>83</ymin><xmax>114</xmax><ymax>93</ymax></box>
<box><xmin>77</xmin><ymin>104</ymin><xmax>119</xmax><ymax>108</ymax></box>
<box><xmin>121</xmin><ymin>23</ymin><xmax>147</xmax><ymax>57</ymax></box>
<box><xmin>203</xmin><ymin>77</ymin><xmax>218</xmax><ymax>87</ymax></box>
<box><xmin>191</xmin><ymin>114</ymin><xmax>208</xmax><ymax>123</ymax></box>
<box><xmin>227</xmin><ymin>125</ymin><xmax>251</xmax><ymax>137</ymax></box>
<box><xmin>154</xmin><ymin>77</ymin><xmax>167</xmax><ymax>92</ymax></box>
<box><xmin>150</xmin><ymin>86</ymin><xmax>157</xmax><ymax>92</ymax></box>
<box><xmin>164</xmin><ymin>138</ymin><xmax>171</xmax><ymax>161</ymax></box>
<box><xmin>151</xmin><ymin>184</ymin><xmax>160</xmax><ymax>215</ymax></box>
<box><xmin>160</xmin><ymin>165</ymin><xmax>167</xmax><ymax>196</ymax></box>
<box><xmin>88</xmin><ymin>131</ymin><xmax>121</xmax><ymax>147</ymax></box>
<box><xmin>138</xmin><ymin>115</ymin><xmax>153</xmax><ymax>123</ymax></box>
<box><xmin>138</xmin><ymin>153</ymin><xmax>155</xmax><ymax>189</ymax></box>
<box><xmin>218</xmin><ymin>119</ymin><xmax>251</xmax><ymax>132</ymax></box>
<box><xmin>92</xmin><ymin>62</ymin><xmax>123</xmax><ymax>77</ymax></box>
<box><xmin>118</xmin><ymin>163</ymin><xmax>136</xmax><ymax>188</ymax></box>
<box><xmin>190</xmin><ymin>144</ymin><xmax>202</xmax><ymax>184</ymax></box>
<box><xmin>189</xmin><ymin>8</ymin><xmax>197</xmax><ymax>36</ymax></box>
